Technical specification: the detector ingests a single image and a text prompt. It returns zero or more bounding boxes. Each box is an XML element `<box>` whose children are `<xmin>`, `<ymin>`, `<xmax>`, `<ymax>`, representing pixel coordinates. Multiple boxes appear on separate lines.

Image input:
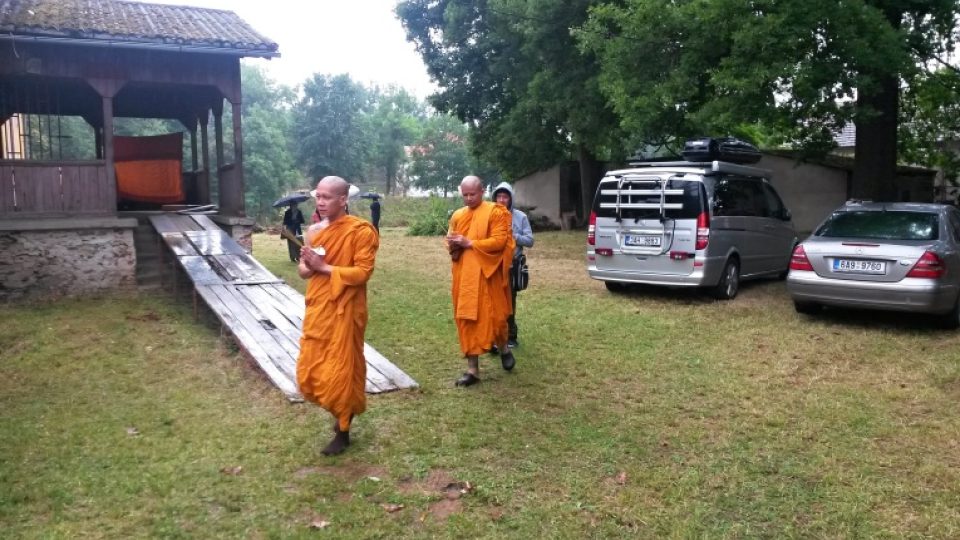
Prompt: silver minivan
<box><xmin>586</xmin><ymin>160</ymin><xmax>798</xmax><ymax>299</ymax></box>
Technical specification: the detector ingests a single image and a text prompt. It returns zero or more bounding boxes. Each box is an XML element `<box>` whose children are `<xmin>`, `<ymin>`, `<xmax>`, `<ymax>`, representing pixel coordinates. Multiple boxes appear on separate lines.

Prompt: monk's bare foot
<box><xmin>322</xmin><ymin>431</ymin><xmax>350</xmax><ymax>456</ymax></box>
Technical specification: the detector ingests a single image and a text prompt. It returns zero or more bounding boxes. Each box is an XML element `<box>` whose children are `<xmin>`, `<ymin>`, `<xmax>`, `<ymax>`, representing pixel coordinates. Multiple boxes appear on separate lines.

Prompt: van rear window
<box><xmin>593</xmin><ymin>177</ymin><xmax>704</xmax><ymax>220</ymax></box>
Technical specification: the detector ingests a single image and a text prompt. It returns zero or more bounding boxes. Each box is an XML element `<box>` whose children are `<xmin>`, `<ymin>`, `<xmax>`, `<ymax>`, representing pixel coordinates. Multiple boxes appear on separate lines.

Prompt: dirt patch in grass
<box><xmin>426</xmin><ymin>498</ymin><xmax>463</xmax><ymax>522</ymax></box>
<box><xmin>397</xmin><ymin>468</ymin><xmax>456</xmax><ymax>496</ymax></box>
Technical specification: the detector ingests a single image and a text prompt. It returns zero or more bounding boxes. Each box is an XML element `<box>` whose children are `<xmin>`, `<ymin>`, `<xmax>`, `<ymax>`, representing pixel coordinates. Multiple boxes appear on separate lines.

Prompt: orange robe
<box><xmin>449</xmin><ymin>201</ymin><xmax>515</xmax><ymax>356</ymax></box>
<box><xmin>297</xmin><ymin>215</ymin><xmax>379</xmax><ymax>431</ymax></box>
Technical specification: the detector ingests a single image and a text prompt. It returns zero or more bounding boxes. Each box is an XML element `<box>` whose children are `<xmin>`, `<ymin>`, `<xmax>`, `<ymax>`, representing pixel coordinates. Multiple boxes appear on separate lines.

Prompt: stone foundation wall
<box><xmin>0</xmin><ymin>222</ymin><xmax>137</xmax><ymax>302</ymax></box>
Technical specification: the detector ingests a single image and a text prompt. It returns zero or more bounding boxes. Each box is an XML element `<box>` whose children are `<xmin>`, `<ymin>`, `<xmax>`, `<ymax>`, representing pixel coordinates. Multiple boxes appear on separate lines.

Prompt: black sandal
<box><xmin>500</xmin><ymin>351</ymin><xmax>516</xmax><ymax>372</ymax></box>
<box><xmin>455</xmin><ymin>372</ymin><xmax>480</xmax><ymax>387</ymax></box>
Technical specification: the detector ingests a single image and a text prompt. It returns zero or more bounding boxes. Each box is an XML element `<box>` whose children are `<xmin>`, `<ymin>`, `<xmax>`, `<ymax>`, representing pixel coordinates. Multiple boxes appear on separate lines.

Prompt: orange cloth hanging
<box><xmin>114</xmin><ymin>133</ymin><xmax>184</xmax><ymax>203</ymax></box>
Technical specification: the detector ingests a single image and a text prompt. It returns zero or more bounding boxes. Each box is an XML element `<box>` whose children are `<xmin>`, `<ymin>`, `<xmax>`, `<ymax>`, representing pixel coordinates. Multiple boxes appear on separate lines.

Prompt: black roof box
<box><xmin>681</xmin><ymin>137</ymin><xmax>761</xmax><ymax>165</ymax></box>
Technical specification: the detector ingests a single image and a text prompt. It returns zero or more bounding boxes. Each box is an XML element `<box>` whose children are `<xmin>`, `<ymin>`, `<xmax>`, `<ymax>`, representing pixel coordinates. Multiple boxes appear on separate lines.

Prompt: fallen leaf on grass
<box><xmin>309</xmin><ymin>519</ymin><xmax>330</xmax><ymax>529</ymax></box>
<box><xmin>366</xmin><ymin>476</ymin><xmax>381</xmax><ymax>482</ymax></box>
<box><xmin>220</xmin><ymin>465</ymin><xmax>243</xmax><ymax>475</ymax></box>
<box><xmin>615</xmin><ymin>471</ymin><xmax>628</xmax><ymax>485</ymax></box>
<box><xmin>126</xmin><ymin>427</ymin><xmax>140</xmax><ymax>436</ymax></box>
<box><xmin>381</xmin><ymin>503</ymin><xmax>405</xmax><ymax>513</ymax></box>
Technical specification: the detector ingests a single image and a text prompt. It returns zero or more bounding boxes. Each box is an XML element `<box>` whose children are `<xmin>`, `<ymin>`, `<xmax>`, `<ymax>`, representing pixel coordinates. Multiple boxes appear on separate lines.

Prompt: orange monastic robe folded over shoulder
<box><xmin>449</xmin><ymin>201</ymin><xmax>515</xmax><ymax>356</ymax></box>
<box><xmin>297</xmin><ymin>215</ymin><xmax>379</xmax><ymax>429</ymax></box>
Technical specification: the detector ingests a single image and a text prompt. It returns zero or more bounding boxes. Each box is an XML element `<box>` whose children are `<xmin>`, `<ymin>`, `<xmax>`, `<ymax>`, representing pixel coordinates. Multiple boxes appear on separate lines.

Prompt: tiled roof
<box><xmin>0</xmin><ymin>0</ymin><xmax>278</xmax><ymax>57</ymax></box>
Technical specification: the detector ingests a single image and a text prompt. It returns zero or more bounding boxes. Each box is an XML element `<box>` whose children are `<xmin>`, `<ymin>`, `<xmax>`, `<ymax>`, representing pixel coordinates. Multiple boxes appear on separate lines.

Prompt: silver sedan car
<box><xmin>787</xmin><ymin>202</ymin><xmax>960</xmax><ymax>328</ymax></box>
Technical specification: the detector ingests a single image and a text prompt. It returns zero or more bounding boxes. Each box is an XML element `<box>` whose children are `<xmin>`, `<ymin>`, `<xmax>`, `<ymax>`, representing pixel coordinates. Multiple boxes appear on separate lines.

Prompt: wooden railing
<box><xmin>0</xmin><ymin>161</ymin><xmax>114</xmax><ymax>216</ymax></box>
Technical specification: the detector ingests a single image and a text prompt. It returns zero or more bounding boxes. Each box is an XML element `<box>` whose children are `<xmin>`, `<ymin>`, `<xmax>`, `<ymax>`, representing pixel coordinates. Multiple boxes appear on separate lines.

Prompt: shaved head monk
<box><xmin>446</xmin><ymin>175</ymin><xmax>516</xmax><ymax>386</ymax></box>
<box><xmin>298</xmin><ymin>176</ymin><xmax>379</xmax><ymax>455</ymax></box>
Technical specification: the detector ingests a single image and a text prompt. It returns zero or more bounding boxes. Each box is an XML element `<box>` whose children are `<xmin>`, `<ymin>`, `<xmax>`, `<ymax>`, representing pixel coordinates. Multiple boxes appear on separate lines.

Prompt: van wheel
<box><xmin>794</xmin><ymin>301</ymin><xmax>822</xmax><ymax>315</ymax></box>
<box><xmin>604</xmin><ymin>281</ymin><xmax>629</xmax><ymax>293</ymax></box>
<box><xmin>711</xmin><ymin>259</ymin><xmax>740</xmax><ymax>300</ymax></box>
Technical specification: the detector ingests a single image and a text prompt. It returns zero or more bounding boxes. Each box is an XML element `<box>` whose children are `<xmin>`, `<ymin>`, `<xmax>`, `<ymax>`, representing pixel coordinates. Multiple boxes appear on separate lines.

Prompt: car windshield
<box><xmin>816</xmin><ymin>210</ymin><xmax>939</xmax><ymax>241</ymax></box>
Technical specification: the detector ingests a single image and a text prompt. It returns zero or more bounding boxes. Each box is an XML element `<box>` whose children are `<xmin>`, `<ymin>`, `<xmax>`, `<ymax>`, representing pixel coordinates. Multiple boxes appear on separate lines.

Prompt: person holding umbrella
<box><xmin>273</xmin><ymin>192</ymin><xmax>310</xmax><ymax>262</ymax></box>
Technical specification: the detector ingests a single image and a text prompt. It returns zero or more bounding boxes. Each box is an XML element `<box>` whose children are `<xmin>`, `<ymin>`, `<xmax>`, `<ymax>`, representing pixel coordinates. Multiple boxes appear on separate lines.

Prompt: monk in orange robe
<box><xmin>446</xmin><ymin>175</ymin><xmax>516</xmax><ymax>387</ymax></box>
<box><xmin>298</xmin><ymin>176</ymin><xmax>379</xmax><ymax>455</ymax></box>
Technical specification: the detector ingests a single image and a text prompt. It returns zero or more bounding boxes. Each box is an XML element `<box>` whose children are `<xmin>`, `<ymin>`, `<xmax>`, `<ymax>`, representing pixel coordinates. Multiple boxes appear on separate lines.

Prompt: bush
<box><xmin>408</xmin><ymin>197</ymin><xmax>454</xmax><ymax>236</ymax></box>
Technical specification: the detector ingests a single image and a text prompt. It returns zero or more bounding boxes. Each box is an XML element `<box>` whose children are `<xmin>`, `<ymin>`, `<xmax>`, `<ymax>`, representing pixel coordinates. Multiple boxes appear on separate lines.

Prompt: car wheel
<box><xmin>711</xmin><ymin>258</ymin><xmax>740</xmax><ymax>300</ymax></box>
<box><xmin>604</xmin><ymin>281</ymin><xmax>629</xmax><ymax>293</ymax></box>
<box><xmin>938</xmin><ymin>296</ymin><xmax>960</xmax><ymax>330</ymax></box>
<box><xmin>794</xmin><ymin>301</ymin><xmax>822</xmax><ymax>315</ymax></box>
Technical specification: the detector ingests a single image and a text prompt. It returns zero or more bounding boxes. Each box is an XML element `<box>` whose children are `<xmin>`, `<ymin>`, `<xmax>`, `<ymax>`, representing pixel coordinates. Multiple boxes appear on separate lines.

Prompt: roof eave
<box><xmin>0</xmin><ymin>33</ymin><xmax>280</xmax><ymax>59</ymax></box>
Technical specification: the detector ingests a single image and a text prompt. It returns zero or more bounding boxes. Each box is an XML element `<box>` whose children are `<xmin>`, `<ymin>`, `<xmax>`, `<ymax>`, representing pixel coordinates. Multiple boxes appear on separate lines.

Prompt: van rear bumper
<box><xmin>587</xmin><ymin>265</ymin><xmax>715</xmax><ymax>287</ymax></box>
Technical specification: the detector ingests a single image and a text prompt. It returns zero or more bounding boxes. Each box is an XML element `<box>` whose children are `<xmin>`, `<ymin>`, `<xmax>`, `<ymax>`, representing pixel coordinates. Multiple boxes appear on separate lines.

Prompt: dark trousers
<box><xmin>507</xmin><ymin>270</ymin><xmax>518</xmax><ymax>341</ymax></box>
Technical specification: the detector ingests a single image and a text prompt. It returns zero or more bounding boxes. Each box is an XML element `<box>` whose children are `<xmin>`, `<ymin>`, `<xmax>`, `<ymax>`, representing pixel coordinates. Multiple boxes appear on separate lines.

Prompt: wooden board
<box><xmin>184</xmin><ymin>229</ymin><xmax>247</xmax><ymax>256</ymax></box>
<box><xmin>148</xmin><ymin>213</ymin><xmax>418</xmax><ymax>400</ymax></box>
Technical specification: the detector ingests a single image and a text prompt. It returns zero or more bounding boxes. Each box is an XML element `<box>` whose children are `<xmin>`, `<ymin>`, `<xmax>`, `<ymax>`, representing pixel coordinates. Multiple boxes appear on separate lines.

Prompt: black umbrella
<box><xmin>272</xmin><ymin>193</ymin><xmax>310</xmax><ymax>208</ymax></box>
<box><xmin>360</xmin><ymin>192</ymin><xmax>382</xmax><ymax>200</ymax></box>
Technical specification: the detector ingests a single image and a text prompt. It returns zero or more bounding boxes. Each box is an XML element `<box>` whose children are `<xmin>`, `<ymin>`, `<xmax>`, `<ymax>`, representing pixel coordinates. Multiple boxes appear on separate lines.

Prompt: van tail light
<box><xmin>587</xmin><ymin>211</ymin><xmax>597</xmax><ymax>246</ymax></box>
<box><xmin>789</xmin><ymin>245</ymin><xmax>814</xmax><ymax>271</ymax></box>
<box><xmin>695</xmin><ymin>211</ymin><xmax>709</xmax><ymax>250</ymax></box>
<box><xmin>906</xmin><ymin>251</ymin><xmax>945</xmax><ymax>279</ymax></box>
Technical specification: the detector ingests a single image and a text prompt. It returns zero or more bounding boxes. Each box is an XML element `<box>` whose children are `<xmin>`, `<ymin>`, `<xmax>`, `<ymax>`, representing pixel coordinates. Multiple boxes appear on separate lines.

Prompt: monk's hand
<box><xmin>301</xmin><ymin>246</ymin><xmax>328</xmax><ymax>274</ymax></box>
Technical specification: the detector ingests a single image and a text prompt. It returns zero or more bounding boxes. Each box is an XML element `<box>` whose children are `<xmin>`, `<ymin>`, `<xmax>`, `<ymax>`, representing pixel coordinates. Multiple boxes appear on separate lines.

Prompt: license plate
<box><xmin>833</xmin><ymin>259</ymin><xmax>886</xmax><ymax>274</ymax></box>
<box><xmin>624</xmin><ymin>234</ymin><xmax>662</xmax><ymax>247</ymax></box>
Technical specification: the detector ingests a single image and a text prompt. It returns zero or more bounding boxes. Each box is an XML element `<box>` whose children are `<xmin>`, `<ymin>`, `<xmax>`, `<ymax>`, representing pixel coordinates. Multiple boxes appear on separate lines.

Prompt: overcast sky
<box><xmin>150</xmin><ymin>0</ymin><xmax>437</xmax><ymax>97</ymax></box>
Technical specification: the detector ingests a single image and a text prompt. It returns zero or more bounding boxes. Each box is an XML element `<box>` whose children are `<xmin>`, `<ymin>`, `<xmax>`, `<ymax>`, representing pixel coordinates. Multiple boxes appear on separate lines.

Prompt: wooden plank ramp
<box><xmin>148</xmin><ymin>214</ymin><xmax>418</xmax><ymax>402</ymax></box>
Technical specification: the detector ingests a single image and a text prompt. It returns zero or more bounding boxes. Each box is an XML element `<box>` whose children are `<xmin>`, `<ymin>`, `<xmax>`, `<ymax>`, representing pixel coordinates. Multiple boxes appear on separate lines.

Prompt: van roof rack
<box><xmin>620</xmin><ymin>160</ymin><xmax>770</xmax><ymax>177</ymax></box>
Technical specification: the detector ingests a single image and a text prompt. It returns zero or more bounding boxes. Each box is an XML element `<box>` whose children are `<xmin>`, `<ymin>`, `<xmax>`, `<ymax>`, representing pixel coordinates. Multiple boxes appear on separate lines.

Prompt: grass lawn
<box><xmin>3</xmin><ymin>228</ymin><xmax>960</xmax><ymax>538</ymax></box>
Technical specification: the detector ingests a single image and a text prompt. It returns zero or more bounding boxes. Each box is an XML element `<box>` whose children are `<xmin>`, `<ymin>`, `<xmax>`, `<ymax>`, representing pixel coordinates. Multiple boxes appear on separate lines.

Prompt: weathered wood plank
<box><xmin>178</xmin><ymin>255</ymin><xmax>223</xmax><ymax>284</ymax></box>
<box><xmin>162</xmin><ymin>234</ymin><xmax>201</xmax><ymax>257</ymax></box>
<box><xmin>237</xmin><ymin>285</ymin><xmax>304</xmax><ymax>345</ymax></box>
<box><xmin>364</xmin><ymin>344</ymin><xmax>419</xmax><ymax>390</ymax></box>
<box><xmin>168</xmin><ymin>214</ymin><xmax>204</xmax><ymax>231</ymax></box>
<box><xmin>62</xmin><ymin>164</ymin><xmax>111</xmax><ymax>214</ymax></box>
<box><xmin>201</xmin><ymin>284</ymin><xmax>298</xmax><ymax>383</ymax></box>
<box><xmin>14</xmin><ymin>165</ymin><xmax>61</xmax><ymax>213</ymax></box>
<box><xmin>149</xmin><ymin>214</ymin><xmax>183</xmax><ymax>235</ymax></box>
<box><xmin>211</xmin><ymin>253</ymin><xmax>275</xmax><ymax>282</ymax></box>
<box><xmin>252</xmin><ymin>284</ymin><xmax>305</xmax><ymax>327</ymax></box>
<box><xmin>184</xmin><ymin>229</ymin><xmax>246</xmax><ymax>256</ymax></box>
<box><xmin>194</xmin><ymin>285</ymin><xmax>302</xmax><ymax>401</ymax></box>
<box><xmin>0</xmin><ymin>164</ymin><xmax>14</xmax><ymax>213</ymax></box>
<box><xmin>190</xmin><ymin>214</ymin><xmax>222</xmax><ymax>232</ymax></box>
<box><xmin>220</xmin><ymin>285</ymin><xmax>301</xmax><ymax>361</ymax></box>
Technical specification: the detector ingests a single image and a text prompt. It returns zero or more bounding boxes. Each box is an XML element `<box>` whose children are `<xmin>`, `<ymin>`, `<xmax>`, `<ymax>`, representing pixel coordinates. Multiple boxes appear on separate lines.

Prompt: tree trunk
<box><xmin>384</xmin><ymin>163</ymin><xmax>393</xmax><ymax>196</ymax></box>
<box><xmin>577</xmin><ymin>144</ymin><xmax>604</xmax><ymax>227</ymax></box>
<box><xmin>851</xmin><ymin>74</ymin><xmax>900</xmax><ymax>201</ymax></box>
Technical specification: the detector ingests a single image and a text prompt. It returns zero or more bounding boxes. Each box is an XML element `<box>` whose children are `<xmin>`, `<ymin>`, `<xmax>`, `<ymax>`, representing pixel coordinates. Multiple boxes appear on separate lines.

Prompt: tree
<box><xmin>397</xmin><ymin>0</ymin><xmax>626</xmax><ymax>222</ymax></box>
<box><xmin>238</xmin><ymin>65</ymin><xmax>301</xmax><ymax>222</ymax></box>
<box><xmin>900</xmin><ymin>67</ymin><xmax>960</xmax><ymax>193</ymax></box>
<box><xmin>580</xmin><ymin>0</ymin><xmax>960</xmax><ymax>200</ymax></box>
<box><xmin>367</xmin><ymin>87</ymin><xmax>424</xmax><ymax>195</ymax></box>
<box><xmin>294</xmin><ymin>74</ymin><xmax>373</xmax><ymax>181</ymax></box>
<box><xmin>408</xmin><ymin>114</ymin><xmax>472</xmax><ymax>196</ymax></box>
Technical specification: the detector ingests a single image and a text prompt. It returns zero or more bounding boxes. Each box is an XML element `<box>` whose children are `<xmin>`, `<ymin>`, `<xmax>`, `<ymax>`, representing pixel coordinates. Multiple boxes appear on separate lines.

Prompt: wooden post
<box><xmin>231</xmin><ymin>100</ymin><xmax>245</xmax><ymax>217</ymax></box>
<box><xmin>199</xmin><ymin>111</ymin><xmax>210</xmax><ymax>205</ymax></box>
<box><xmin>213</xmin><ymin>100</ymin><xmax>225</xmax><ymax>211</ymax></box>
<box><xmin>102</xmin><ymin>96</ymin><xmax>116</xmax><ymax>210</ymax></box>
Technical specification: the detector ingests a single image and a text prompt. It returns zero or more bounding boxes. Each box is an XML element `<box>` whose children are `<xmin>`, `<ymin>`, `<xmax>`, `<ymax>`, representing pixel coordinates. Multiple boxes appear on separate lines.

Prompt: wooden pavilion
<box><xmin>0</xmin><ymin>0</ymin><xmax>279</xmax><ymax>300</ymax></box>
